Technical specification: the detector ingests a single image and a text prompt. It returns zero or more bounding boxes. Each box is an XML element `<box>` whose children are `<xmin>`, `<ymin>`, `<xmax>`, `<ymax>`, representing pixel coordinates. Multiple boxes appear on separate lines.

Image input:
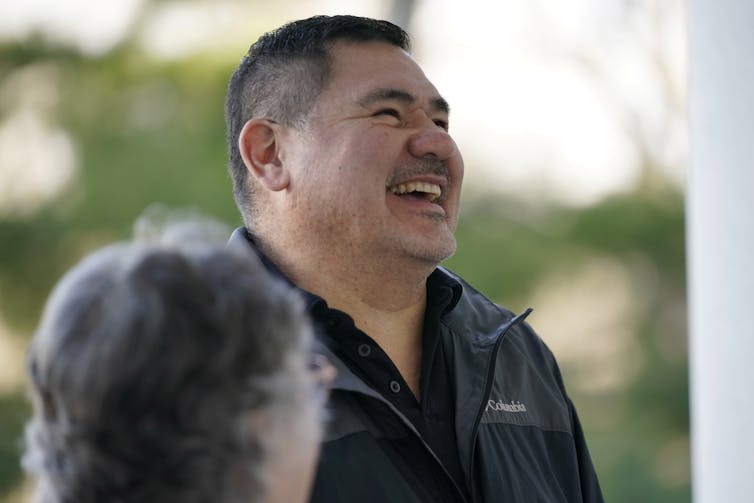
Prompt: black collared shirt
<box><xmin>239</xmin><ymin>229</ymin><xmax>468</xmax><ymax>502</ymax></box>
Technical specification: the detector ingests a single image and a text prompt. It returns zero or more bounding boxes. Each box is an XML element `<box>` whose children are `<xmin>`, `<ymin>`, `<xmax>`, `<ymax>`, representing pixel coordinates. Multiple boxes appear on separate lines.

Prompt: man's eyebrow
<box><xmin>357</xmin><ymin>88</ymin><xmax>450</xmax><ymax>115</ymax></box>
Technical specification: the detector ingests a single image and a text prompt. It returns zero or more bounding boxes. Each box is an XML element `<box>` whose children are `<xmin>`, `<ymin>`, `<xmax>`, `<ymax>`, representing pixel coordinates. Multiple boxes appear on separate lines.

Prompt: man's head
<box><xmin>226</xmin><ymin>15</ymin><xmax>464</xmax><ymax>280</ymax></box>
<box><xmin>225</xmin><ymin>15</ymin><xmax>410</xmax><ymax>225</ymax></box>
<box><xmin>24</xmin><ymin>237</ymin><xmax>325</xmax><ymax>502</ymax></box>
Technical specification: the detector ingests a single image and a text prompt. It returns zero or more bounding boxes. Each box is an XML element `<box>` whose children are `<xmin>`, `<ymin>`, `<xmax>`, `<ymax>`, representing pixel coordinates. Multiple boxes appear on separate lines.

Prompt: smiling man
<box><xmin>225</xmin><ymin>15</ymin><xmax>604</xmax><ymax>503</ymax></box>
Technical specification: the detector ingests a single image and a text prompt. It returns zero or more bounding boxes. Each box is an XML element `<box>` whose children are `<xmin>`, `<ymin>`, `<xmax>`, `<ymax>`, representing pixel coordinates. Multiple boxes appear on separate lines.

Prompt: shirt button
<box><xmin>389</xmin><ymin>380</ymin><xmax>401</xmax><ymax>394</ymax></box>
<box><xmin>357</xmin><ymin>344</ymin><xmax>371</xmax><ymax>357</ymax></box>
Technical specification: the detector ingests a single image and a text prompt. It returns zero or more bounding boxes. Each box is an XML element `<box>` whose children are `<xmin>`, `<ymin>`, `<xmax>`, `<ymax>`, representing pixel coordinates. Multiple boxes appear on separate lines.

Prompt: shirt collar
<box><xmin>427</xmin><ymin>267</ymin><xmax>463</xmax><ymax>314</ymax></box>
<box><xmin>228</xmin><ymin>227</ymin><xmax>325</xmax><ymax>311</ymax></box>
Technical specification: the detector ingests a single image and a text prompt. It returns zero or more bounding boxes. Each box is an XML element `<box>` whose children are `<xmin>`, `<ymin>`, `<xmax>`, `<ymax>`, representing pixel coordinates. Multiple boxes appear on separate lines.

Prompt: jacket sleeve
<box><xmin>548</xmin><ymin>349</ymin><xmax>605</xmax><ymax>503</ymax></box>
<box><xmin>528</xmin><ymin>316</ymin><xmax>606</xmax><ymax>503</ymax></box>
<box><xmin>566</xmin><ymin>394</ymin><xmax>605</xmax><ymax>503</ymax></box>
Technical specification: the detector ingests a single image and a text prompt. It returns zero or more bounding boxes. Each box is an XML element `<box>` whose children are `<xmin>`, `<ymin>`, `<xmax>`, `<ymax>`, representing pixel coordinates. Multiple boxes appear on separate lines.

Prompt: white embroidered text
<box><xmin>485</xmin><ymin>399</ymin><xmax>528</xmax><ymax>413</ymax></box>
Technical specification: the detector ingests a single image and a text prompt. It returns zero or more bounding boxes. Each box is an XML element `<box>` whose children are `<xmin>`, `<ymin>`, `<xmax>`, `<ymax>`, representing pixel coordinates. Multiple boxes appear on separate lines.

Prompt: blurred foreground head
<box><xmin>23</xmin><ymin>222</ymin><xmax>327</xmax><ymax>503</ymax></box>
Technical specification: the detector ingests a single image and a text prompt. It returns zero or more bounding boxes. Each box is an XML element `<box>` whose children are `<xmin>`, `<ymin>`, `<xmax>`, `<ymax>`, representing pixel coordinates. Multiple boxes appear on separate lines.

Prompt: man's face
<box><xmin>281</xmin><ymin>41</ymin><xmax>464</xmax><ymax>268</ymax></box>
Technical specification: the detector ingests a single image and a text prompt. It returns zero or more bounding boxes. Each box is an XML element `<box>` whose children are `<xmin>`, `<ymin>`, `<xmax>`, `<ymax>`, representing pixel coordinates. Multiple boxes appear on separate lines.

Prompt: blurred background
<box><xmin>0</xmin><ymin>0</ymin><xmax>688</xmax><ymax>501</ymax></box>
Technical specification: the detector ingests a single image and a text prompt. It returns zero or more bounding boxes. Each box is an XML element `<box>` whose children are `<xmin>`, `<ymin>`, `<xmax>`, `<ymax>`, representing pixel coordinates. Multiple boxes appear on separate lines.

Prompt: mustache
<box><xmin>386</xmin><ymin>159</ymin><xmax>448</xmax><ymax>186</ymax></box>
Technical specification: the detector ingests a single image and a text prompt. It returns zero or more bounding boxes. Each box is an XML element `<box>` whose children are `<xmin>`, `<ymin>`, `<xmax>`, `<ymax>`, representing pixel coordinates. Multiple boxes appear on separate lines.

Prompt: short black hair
<box><xmin>224</xmin><ymin>15</ymin><xmax>410</xmax><ymax>226</ymax></box>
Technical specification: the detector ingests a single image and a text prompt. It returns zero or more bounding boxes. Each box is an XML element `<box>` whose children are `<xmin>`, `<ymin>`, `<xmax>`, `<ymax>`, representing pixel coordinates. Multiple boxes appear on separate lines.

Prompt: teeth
<box><xmin>389</xmin><ymin>182</ymin><xmax>442</xmax><ymax>202</ymax></box>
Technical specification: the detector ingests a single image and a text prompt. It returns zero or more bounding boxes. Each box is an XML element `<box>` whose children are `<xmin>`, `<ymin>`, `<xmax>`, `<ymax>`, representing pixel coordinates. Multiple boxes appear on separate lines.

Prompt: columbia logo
<box><xmin>485</xmin><ymin>399</ymin><xmax>527</xmax><ymax>413</ymax></box>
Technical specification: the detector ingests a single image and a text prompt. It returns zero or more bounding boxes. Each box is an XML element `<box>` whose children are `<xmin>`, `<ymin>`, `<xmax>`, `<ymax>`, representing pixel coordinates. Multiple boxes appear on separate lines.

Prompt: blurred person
<box><xmin>23</xmin><ymin>226</ymin><xmax>332</xmax><ymax>503</ymax></box>
<box><xmin>225</xmin><ymin>14</ymin><xmax>604</xmax><ymax>503</ymax></box>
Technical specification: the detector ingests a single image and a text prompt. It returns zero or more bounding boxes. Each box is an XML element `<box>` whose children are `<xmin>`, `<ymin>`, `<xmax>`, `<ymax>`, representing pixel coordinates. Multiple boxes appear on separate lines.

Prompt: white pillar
<box><xmin>687</xmin><ymin>1</ymin><xmax>754</xmax><ymax>502</ymax></box>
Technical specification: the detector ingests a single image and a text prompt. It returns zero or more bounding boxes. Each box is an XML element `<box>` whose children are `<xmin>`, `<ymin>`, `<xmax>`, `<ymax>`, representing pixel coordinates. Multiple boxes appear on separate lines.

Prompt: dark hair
<box><xmin>224</xmin><ymin>15</ymin><xmax>410</xmax><ymax>226</ymax></box>
<box><xmin>24</xmin><ymin>240</ymin><xmax>315</xmax><ymax>502</ymax></box>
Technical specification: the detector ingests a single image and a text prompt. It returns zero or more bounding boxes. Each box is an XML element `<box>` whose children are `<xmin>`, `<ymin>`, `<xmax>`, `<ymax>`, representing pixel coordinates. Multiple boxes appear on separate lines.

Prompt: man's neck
<box><xmin>256</xmin><ymin>234</ymin><xmax>434</xmax><ymax>399</ymax></box>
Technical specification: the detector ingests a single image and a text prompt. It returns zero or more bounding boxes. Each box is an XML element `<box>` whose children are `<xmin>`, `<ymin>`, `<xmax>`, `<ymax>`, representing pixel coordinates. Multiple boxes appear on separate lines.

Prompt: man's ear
<box><xmin>238</xmin><ymin>118</ymin><xmax>289</xmax><ymax>191</ymax></box>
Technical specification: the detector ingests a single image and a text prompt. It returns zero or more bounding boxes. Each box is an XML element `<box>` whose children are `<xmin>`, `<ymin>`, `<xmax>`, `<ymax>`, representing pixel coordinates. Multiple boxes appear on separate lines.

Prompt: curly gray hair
<box><xmin>23</xmin><ymin>231</ymin><xmax>319</xmax><ymax>502</ymax></box>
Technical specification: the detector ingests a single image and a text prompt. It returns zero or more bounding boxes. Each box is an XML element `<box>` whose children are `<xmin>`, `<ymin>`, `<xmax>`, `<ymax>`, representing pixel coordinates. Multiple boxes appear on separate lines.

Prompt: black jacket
<box><xmin>227</xmin><ymin>229</ymin><xmax>604</xmax><ymax>502</ymax></box>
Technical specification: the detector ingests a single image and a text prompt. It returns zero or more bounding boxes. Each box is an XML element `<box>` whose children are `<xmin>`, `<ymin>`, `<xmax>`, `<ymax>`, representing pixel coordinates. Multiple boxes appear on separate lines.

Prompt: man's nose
<box><xmin>407</xmin><ymin>125</ymin><xmax>457</xmax><ymax>161</ymax></box>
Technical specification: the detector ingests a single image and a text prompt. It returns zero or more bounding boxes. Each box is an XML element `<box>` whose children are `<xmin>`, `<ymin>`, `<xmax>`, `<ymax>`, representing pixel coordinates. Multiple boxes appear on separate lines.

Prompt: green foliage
<box><xmin>0</xmin><ymin>393</ymin><xmax>29</xmax><ymax>495</ymax></box>
<box><xmin>0</xmin><ymin>48</ymin><xmax>241</xmax><ymax>330</ymax></box>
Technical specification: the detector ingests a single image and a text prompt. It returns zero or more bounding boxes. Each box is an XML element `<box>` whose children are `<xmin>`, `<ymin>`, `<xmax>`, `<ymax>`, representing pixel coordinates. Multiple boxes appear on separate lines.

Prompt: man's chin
<box><xmin>403</xmin><ymin>238</ymin><xmax>457</xmax><ymax>266</ymax></box>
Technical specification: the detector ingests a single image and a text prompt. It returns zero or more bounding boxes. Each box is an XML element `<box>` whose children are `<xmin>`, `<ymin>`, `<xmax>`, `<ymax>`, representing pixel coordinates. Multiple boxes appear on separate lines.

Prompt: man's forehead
<box><xmin>328</xmin><ymin>41</ymin><xmax>422</xmax><ymax>80</ymax></box>
<box><xmin>327</xmin><ymin>41</ymin><xmax>447</xmax><ymax>111</ymax></box>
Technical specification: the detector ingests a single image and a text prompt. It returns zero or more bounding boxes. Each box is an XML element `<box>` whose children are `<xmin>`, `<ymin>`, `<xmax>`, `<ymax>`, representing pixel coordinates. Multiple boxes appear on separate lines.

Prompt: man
<box><xmin>24</xmin><ymin>224</ymin><xmax>331</xmax><ymax>503</ymax></box>
<box><xmin>225</xmin><ymin>15</ymin><xmax>604</xmax><ymax>503</ymax></box>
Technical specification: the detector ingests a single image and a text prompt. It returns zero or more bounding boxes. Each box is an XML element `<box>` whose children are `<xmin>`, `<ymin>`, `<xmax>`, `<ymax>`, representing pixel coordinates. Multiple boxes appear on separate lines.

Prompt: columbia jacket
<box><xmin>226</xmin><ymin>229</ymin><xmax>603</xmax><ymax>502</ymax></box>
<box><xmin>309</xmin><ymin>268</ymin><xmax>604</xmax><ymax>503</ymax></box>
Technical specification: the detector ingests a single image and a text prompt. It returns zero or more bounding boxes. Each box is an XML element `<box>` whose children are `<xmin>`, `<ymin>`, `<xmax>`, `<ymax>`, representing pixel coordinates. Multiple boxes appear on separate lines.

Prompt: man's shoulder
<box><xmin>437</xmin><ymin>266</ymin><xmax>555</xmax><ymax>360</ymax></box>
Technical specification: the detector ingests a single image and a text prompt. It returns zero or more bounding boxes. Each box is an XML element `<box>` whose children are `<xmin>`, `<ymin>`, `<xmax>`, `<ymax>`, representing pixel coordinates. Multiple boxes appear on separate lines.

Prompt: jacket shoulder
<box><xmin>439</xmin><ymin>268</ymin><xmax>570</xmax><ymax>430</ymax></box>
<box><xmin>439</xmin><ymin>267</ymin><xmax>552</xmax><ymax>357</ymax></box>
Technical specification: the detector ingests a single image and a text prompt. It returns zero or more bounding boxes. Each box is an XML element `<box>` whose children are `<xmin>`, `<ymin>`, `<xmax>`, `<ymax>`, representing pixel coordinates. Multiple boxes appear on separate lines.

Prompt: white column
<box><xmin>687</xmin><ymin>1</ymin><xmax>754</xmax><ymax>502</ymax></box>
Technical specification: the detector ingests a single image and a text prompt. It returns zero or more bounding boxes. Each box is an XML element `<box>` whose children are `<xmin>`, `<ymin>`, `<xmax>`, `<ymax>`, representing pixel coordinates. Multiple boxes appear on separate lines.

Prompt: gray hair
<box><xmin>23</xmin><ymin>227</ymin><xmax>318</xmax><ymax>502</ymax></box>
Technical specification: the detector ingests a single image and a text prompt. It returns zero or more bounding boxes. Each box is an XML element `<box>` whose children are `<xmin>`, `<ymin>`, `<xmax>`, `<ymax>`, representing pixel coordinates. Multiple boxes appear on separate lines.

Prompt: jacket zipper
<box><xmin>365</xmin><ymin>391</ymin><xmax>472</xmax><ymax>503</ymax></box>
<box><xmin>329</xmin><ymin>344</ymin><xmax>471</xmax><ymax>503</ymax></box>
<box><xmin>467</xmin><ymin>308</ymin><xmax>533</xmax><ymax>503</ymax></box>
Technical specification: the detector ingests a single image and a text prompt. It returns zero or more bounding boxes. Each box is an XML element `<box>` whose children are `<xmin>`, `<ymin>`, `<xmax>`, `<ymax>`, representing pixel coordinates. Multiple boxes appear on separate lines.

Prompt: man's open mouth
<box><xmin>387</xmin><ymin>182</ymin><xmax>442</xmax><ymax>202</ymax></box>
